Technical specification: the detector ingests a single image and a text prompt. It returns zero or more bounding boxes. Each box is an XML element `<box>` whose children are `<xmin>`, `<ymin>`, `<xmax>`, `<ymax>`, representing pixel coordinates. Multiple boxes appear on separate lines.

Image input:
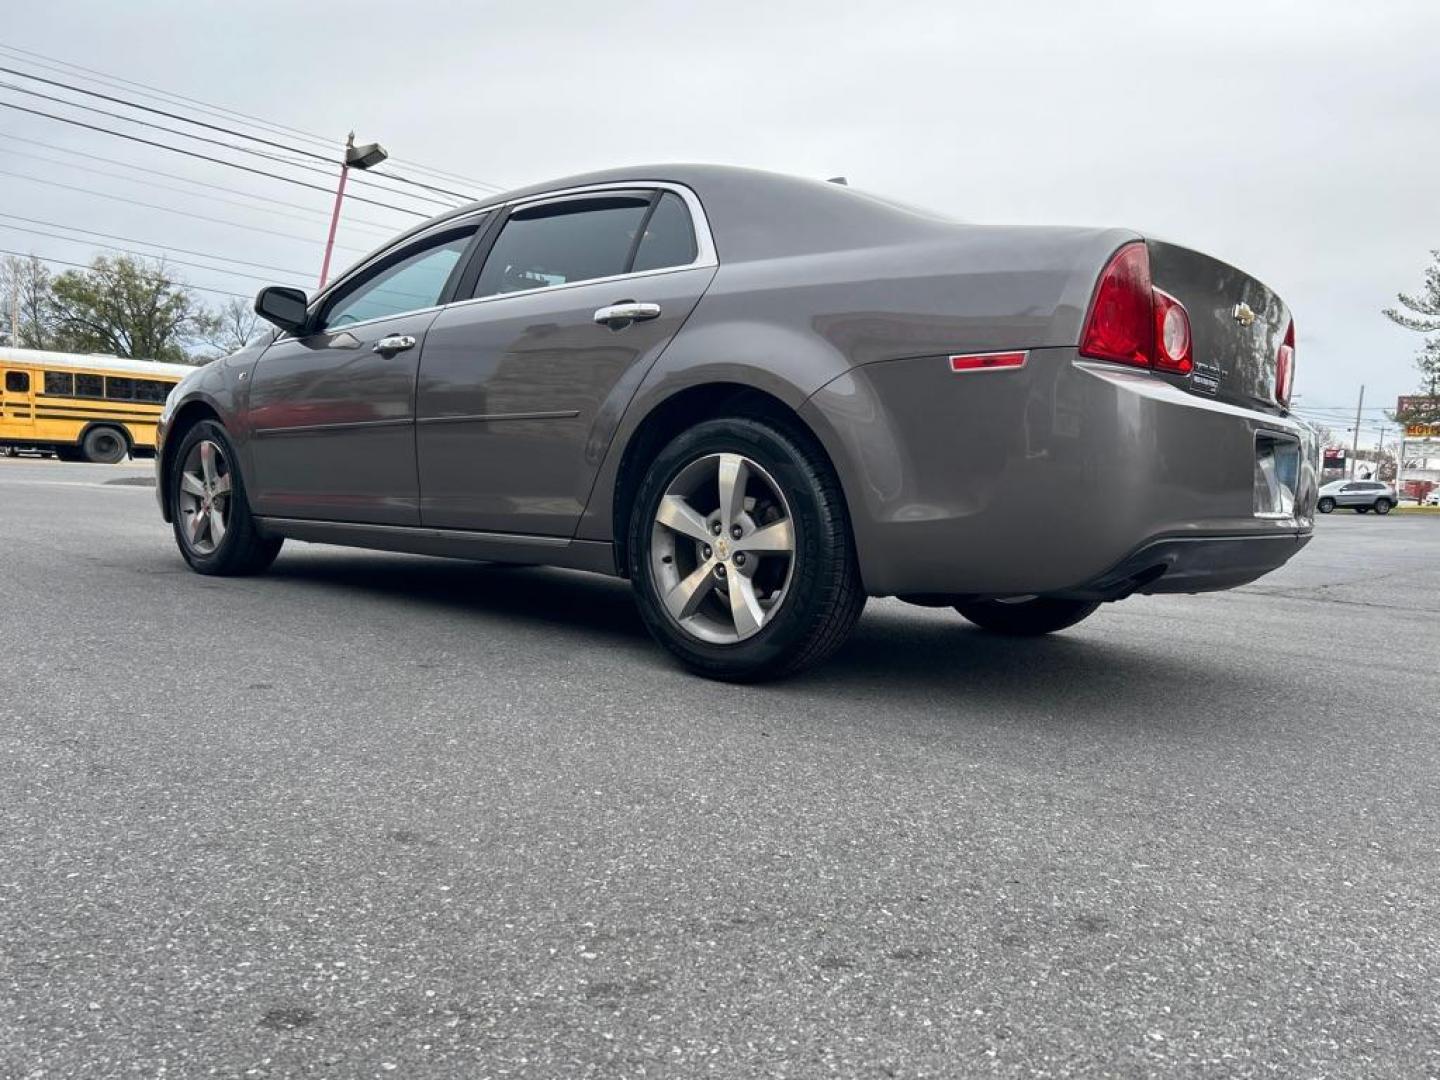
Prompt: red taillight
<box><xmin>1080</xmin><ymin>242</ymin><xmax>1153</xmax><ymax>368</ymax></box>
<box><xmin>1080</xmin><ymin>242</ymin><xmax>1195</xmax><ymax>377</ymax></box>
<box><xmin>1152</xmin><ymin>289</ymin><xmax>1193</xmax><ymax>374</ymax></box>
<box><xmin>1275</xmin><ymin>320</ymin><xmax>1295</xmax><ymax>407</ymax></box>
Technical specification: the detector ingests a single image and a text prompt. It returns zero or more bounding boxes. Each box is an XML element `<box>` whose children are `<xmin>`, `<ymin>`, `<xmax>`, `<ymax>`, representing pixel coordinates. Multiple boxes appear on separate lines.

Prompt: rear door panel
<box><xmin>416</xmin><ymin>265</ymin><xmax>714</xmax><ymax>535</ymax></box>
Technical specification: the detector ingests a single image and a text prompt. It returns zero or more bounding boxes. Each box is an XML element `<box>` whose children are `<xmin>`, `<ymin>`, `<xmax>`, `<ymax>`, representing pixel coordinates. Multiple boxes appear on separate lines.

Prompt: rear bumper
<box><xmin>1056</xmin><ymin>531</ymin><xmax>1311</xmax><ymax>600</ymax></box>
<box><xmin>801</xmin><ymin>346</ymin><xmax>1318</xmax><ymax>597</ymax></box>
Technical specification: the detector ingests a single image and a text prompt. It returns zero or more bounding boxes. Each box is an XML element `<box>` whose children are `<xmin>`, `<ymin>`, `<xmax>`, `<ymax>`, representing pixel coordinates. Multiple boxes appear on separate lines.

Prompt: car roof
<box><xmin>388</xmin><ymin>163</ymin><xmax>966</xmax><ymax>266</ymax></box>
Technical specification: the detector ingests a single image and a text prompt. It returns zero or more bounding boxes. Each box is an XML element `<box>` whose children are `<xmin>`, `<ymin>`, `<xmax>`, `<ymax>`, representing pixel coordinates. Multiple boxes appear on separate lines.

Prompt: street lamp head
<box><xmin>346</xmin><ymin>140</ymin><xmax>389</xmax><ymax>170</ymax></box>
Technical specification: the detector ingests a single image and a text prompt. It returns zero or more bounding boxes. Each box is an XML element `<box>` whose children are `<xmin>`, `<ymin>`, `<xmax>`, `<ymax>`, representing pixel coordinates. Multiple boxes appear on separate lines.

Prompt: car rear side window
<box><xmin>473</xmin><ymin>196</ymin><xmax>651</xmax><ymax>298</ymax></box>
<box><xmin>631</xmin><ymin>193</ymin><xmax>697</xmax><ymax>274</ymax></box>
<box><xmin>5</xmin><ymin>370</ymin><xmax>29</xmax><ymax>393</ymax></box>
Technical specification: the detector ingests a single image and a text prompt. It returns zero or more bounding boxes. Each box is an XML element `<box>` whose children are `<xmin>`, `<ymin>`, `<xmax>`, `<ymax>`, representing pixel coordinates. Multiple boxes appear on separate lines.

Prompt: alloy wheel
<box><xmin>177</xmin><ymin>439</ymin><xmax>233</xmax><ymax>555</ymax></box>
<box><xmin>650</xmin><ymin>452</ymin><xmax>796</xmax><ymax>645</ymax></box>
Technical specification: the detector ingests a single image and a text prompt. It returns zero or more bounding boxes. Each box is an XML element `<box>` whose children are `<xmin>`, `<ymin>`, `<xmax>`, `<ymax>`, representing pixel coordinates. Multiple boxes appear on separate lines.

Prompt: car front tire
<box><xmin>1317</xmin><ymin>497</ymin><xmax>1335</xmax><ymax>514</ymax></box>
<box><xmin>628</xmin><ymin>416</ymin><xmax>865</xmax><ymax>682</ymax></box>
<box><xmin>169</xmin><ymin>420</ymin><xmax>282</xmax><ymax>576</ymax></box>
<box><xmin>954</xmin><ymin>597</ymin><xmax>1101</xmax><ymax>636</ymax></box>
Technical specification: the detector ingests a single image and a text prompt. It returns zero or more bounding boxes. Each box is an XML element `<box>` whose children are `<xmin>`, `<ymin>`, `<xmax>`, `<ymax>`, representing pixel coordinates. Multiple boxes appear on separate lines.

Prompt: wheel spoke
<box><xmin>200</xmin><ymin>441</ymin><xmax>218</xmax><ymax>487</ymax></box>
<box><xmin>727</xmin><ymin>572</ymin><xmax>765</xmax><ymax>638</ymax></box>
<box><xmin>716</xmin><ymin>453</ymin><xmax>749</xmax><ymax>532</ymax></box>
<box><xmin>209</xmin><ymin>472</ymin><xmax>232</xmax><ymax>496</ymax></box>
<box><xmin>179</xmin><ymin>471</ymin><xmax>206</xmax><ymax>497</ymax></box>
<box><xmin>187</xmin><ymin>508</ymin><xmax>207</xmax><ymax>545</ymax></box>
<box><xmin>734</xmin><ymin>519</ymin><xmax>793</xmax><ymax>555</ymax></box>
<box><xmin>664</xmin><ymin>560</ymin><xmax>716</xmax><ymax>621</ymax></box>
<box><xmin>655</xmin><ymin>493</ymin><xmax>712</xmax><ymax>543</ymax></box>
<box><xmin>208</xmin><ymin>507</ymin><xmax>227</xmax><ymax>546</ymax></box>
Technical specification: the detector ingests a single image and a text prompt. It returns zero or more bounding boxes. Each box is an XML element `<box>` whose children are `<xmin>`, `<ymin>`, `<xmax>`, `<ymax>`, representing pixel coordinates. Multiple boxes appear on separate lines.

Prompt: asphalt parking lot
<box><xmin>2</xmin><ymin>457</ymin><xmax>1437</xmax><ymax>1079</ymax></box>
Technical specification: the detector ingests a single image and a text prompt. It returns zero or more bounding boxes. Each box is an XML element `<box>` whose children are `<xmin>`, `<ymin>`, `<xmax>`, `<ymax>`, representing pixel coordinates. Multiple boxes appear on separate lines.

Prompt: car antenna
<box><xmin>826</xmin><ymin>176</ymin><xmax>848</xmax><ymax>186</ymax></box>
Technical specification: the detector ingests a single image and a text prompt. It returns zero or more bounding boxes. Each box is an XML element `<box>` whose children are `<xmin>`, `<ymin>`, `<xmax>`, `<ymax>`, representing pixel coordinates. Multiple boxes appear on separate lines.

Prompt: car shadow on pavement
<box><xmin>261</xmin><ymin>553</ymin><xmax>1262</xmax><ymax>724</ymax></box>
<box><xmin>267</xmin><ymin>554</ymin><xmax>651</xmax><ymax>642</ymax></box>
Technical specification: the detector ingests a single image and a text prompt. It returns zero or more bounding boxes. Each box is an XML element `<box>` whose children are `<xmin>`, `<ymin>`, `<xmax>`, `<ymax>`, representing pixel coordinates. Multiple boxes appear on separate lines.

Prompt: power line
<box><xmin>0</xmin><ymin>246</ymin><xmax>251</xmax><ymax>300</ymax></box>
<box><xmin>0</xmin><ymin>82</ymin><xmax>456</xmax><ymax>213</ymax></box>
<box><xmin>0</xmin><ymin>213</ymin><xmax>313</xmax><ymax>276</ymax></box>
<box><xmin>0</xmin><ymin>65</ymin><xmax>478</xmax><ymax>205</ymax></box>
<box><xmin>0</xmin><ymin>97</ymin><xmax>432</xmax><ymax>217</ymax></box>
<box><xmin>0</xmin><ymin>129</ymin><xmax>403</xmax><ymax>234</ymax></box>
<box><xmin>0</xmin><ymin>166</ymin><xmax>372</xmax><ymax>252</ymax></box>
<box><xmin>0</xmin><ymin>221</ymin><xmax>304</xmax><ymax>285</ymax></box>
<box><xmin>2</xmin><ymin>143</ymin><xmax>403</xmax><ymax>238</ymax></box>
<box><xmin>0</xmin><ymin>39</ymin><xmax>509</xmax><ymax>193</ymax></box>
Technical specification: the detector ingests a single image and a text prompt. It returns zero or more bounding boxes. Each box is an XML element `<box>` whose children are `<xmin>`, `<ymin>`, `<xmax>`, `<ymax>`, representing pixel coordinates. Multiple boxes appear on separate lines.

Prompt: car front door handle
<box><xmin>593</xmin><ymin>302</ymin><xmax>661</xmax><ymax>329</ymax></box>
<box><xmin>373</xmin><ymin>334</ymin><xmax>417</xmax><ymax>355</ymax></box>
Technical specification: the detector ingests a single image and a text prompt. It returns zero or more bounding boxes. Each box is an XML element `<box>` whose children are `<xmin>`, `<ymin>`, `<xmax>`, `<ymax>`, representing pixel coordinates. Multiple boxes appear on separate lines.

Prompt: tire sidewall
<box><xmin>84</xmin><ymin>426</ymin><xmax>128</xmax><ymax>464</ymax></box>
<box><xmin>1375</xmin><ymin>499</ymin><xmax>1391</xmax><ymax>515</ymax></box>
<box><xmin>628</xmin><ymin>418</ymin><xmax>845</xmax><ymax>677</ymax></box>
<box><xmin>1317</xmin><ymin>498</ymin><xmax>1335</xmax><ymax>514</ymax></box>
<box><xmin>170</xmin><ymin>420</ymin><xmax>249</xmax><ymax>571</ymax></box>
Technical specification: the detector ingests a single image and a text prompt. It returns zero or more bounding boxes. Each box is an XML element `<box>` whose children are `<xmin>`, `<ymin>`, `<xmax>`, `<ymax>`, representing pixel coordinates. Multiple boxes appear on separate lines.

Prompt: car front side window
<box><xmin>321</xmin><ymin>228</ymin><xmax>477</xmax><ymax>330</ymax></box>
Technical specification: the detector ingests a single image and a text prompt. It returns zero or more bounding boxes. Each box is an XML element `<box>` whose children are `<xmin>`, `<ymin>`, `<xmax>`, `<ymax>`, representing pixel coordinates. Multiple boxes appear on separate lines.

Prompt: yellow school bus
<box><xmin>0</xmin><ymin>347</ymin><xmax>198</xmax><ymax>463</ymax></box>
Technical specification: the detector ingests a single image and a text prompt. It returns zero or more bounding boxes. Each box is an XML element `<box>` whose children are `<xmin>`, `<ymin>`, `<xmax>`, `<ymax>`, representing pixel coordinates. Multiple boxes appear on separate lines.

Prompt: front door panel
<box><xmin>245</xmin><ymin>310</ymin><xmax>440</xmax><ymax>524</ymax></box>
<box><xmin>416</xmin><ymin>266</ymin><xmax>713</xmax><ymax>535</ymax></box>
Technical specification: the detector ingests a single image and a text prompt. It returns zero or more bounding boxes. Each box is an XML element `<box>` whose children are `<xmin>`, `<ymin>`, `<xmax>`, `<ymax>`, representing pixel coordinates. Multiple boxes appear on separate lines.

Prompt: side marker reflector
<box><xmin>949</xmin><ymin>351</ymin><xmax>1028</xmax><ymax>373</ymax></box>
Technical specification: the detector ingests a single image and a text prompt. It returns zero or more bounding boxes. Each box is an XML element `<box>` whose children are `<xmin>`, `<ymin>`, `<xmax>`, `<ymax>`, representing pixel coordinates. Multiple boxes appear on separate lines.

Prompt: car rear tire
<box><xmin>81</xmin><ymin>426</ymin><xmax>128</xmax><ymax>464</ymax></box>
<box><xmin>1317</xmin><ymin>497</ymin><xmax>1335</xmax><ymax>514</ymax></box>
<box><xmin>1374</xmin><ymin>499</ymin><xmax>1392</xmax><ymax>515</ymax></box>
<box><xmin>954</xmin><ymin>597</ymin><xmax>1101</xmax><ymax>636</ymax></box>
<box><xmin>169</xmin><ymin>419</ymin><xmax>283</xmax><ymax>576</ymax></box>
<box><xmin>628</xmin><ymin>416</ymin><xmax>865</xmax><ymax>682</ymax></box>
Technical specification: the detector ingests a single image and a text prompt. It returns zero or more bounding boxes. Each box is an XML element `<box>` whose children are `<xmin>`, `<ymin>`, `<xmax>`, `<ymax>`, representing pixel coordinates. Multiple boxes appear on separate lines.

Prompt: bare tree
<box><xmin>0</xmin><ymin>254</ymin><xmax>55</xmax><ymax>349</ymax></box>
<box><xmin>200</xmin><ymin>297</ymin><xmax>264</xmax><ymax>356</ymax></box>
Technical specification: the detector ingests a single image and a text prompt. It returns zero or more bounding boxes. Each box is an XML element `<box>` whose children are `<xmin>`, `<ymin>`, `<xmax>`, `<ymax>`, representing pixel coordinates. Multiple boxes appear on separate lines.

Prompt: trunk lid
<box><xmin>1145</xmin><ymin>238</ymin><xmax>1291</xmax><ymax>413</ymax></box>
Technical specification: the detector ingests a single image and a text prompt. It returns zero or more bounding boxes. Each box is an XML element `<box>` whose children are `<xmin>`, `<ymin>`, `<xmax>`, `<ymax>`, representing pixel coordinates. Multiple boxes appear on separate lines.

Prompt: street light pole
<box><xmin>1349</xmin><ymin>384</ymin><xmax>1365</xmax><ymax>480</ymax></box>
<box><xmin>317</xmin><ymin>131</ymin><xmax>390</xmax><ymax>290</ymax></box>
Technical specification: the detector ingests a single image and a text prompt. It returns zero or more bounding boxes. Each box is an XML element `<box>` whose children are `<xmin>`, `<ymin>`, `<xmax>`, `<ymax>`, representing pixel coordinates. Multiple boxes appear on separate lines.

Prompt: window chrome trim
<box><xmin>450</xmin><ymin>181</ymin><xmax>717</xmax><ymax>310</ymax></box>
<box><xmin>309</xmin><ymin>182</ymin><xmax>715</xmax><ymax>324</ymax></box>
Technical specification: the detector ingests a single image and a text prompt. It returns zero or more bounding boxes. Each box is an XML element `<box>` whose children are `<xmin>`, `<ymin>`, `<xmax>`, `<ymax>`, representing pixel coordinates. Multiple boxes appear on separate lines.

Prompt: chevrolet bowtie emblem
<box><xmin>1232</xmin><ymin>302</ymin><xmax>1258</xmax><ymax>327</ymax></box>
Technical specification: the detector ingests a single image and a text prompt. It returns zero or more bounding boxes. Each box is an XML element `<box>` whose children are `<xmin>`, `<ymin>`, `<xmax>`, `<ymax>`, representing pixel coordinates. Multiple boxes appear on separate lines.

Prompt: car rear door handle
<box><xmin>373</xmin><ymin>334</ymin><xmax>417</xmax><ymax>355</ymax></box>
<box><xmin>593</xmin><ymin>302</ymin><xmax>661</xmax><ymax>329</ymax></box>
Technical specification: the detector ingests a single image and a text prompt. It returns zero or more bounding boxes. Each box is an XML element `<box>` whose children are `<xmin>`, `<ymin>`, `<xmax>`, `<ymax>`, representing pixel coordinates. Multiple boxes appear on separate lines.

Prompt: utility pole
<box><xmin>9</xmin><ymin>276</ymin><xmax>17</xmax><ymax>349</ymax></box>
<box><xmin>1349</xmin><ymin>384</ymin><xmax>1365</xmax><ymax>480</ymax></box>
<box><xmin>1396</xmin><ymin>430</ymin><xmax>1406</xmax><ymax>500</ymax></box>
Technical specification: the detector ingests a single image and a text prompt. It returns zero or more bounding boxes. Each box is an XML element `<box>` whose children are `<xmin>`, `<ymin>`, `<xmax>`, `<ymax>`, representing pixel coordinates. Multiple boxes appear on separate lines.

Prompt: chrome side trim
<box><xmin>252</xmin><ymin>417</ymin><xmax>412</xmax><ymax>437</ymax></box>
<box><xmin>416</xmin><ymin>410</ymin><xmax>580</xmax><ymax>425</ymax></box>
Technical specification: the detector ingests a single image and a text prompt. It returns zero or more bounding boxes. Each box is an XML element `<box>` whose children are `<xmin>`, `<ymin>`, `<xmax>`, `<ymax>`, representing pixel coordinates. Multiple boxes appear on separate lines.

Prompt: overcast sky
<box><xmin>5</xmin><ymin>0</ymin><xmax>1438</xmax><ymax>445</ymax></box>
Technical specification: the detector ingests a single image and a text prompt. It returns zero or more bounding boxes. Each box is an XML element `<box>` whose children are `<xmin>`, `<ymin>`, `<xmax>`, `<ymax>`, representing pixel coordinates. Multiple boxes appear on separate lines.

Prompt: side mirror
<box><xmin>254</xmin><ymin>286</ymin><xmax>310</xmax><ymax>334</ymax></box>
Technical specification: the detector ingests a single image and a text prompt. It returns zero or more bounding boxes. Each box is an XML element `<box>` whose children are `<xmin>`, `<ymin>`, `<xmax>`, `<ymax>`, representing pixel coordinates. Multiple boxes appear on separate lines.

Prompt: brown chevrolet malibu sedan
<box><xmin>156</xmin><ymin>164</ymin><xmax>1317</xmax><ymax>680</ymax></box>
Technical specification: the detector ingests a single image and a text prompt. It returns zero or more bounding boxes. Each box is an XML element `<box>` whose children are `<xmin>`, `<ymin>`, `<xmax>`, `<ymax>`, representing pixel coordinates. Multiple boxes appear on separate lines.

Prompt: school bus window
<box><xmin>44</xmin><ymin>371</ymin><xmax>75</xmax><ymax>396</ymax></box>
<box><xmin>4</xmin><ymin>371</ymin><xmax>28</xmax><ymax>393</ymax></box>
<box><xmin>135</xmin><ymin>379</ymin><xmax>169</xmax><ymax>403</ymax></box>
<box><xmin>106</xmin><ymin>376</ymin><xmax>136</xmax><ymax>400</ymax></box>
<box><xmin>75</xmin><ymin>374</ymin><xmax>102</xmax><ymax>398</ymax></box>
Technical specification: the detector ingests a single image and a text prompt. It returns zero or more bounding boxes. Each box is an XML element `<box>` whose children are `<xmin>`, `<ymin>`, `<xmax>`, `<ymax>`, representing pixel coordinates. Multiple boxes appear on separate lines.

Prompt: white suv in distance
<box><xmin>1316</xmin><ymin>480</ymin><xmax>1397</xmax><ymax>515</ymax></box>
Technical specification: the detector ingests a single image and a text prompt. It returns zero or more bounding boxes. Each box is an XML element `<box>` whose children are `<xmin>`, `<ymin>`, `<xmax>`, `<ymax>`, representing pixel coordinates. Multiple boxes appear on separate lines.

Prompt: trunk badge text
<box><xmin>1232</xmin><ymin>302</ymin><xmax>1258</xmax><ymax>327</ymax></box>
